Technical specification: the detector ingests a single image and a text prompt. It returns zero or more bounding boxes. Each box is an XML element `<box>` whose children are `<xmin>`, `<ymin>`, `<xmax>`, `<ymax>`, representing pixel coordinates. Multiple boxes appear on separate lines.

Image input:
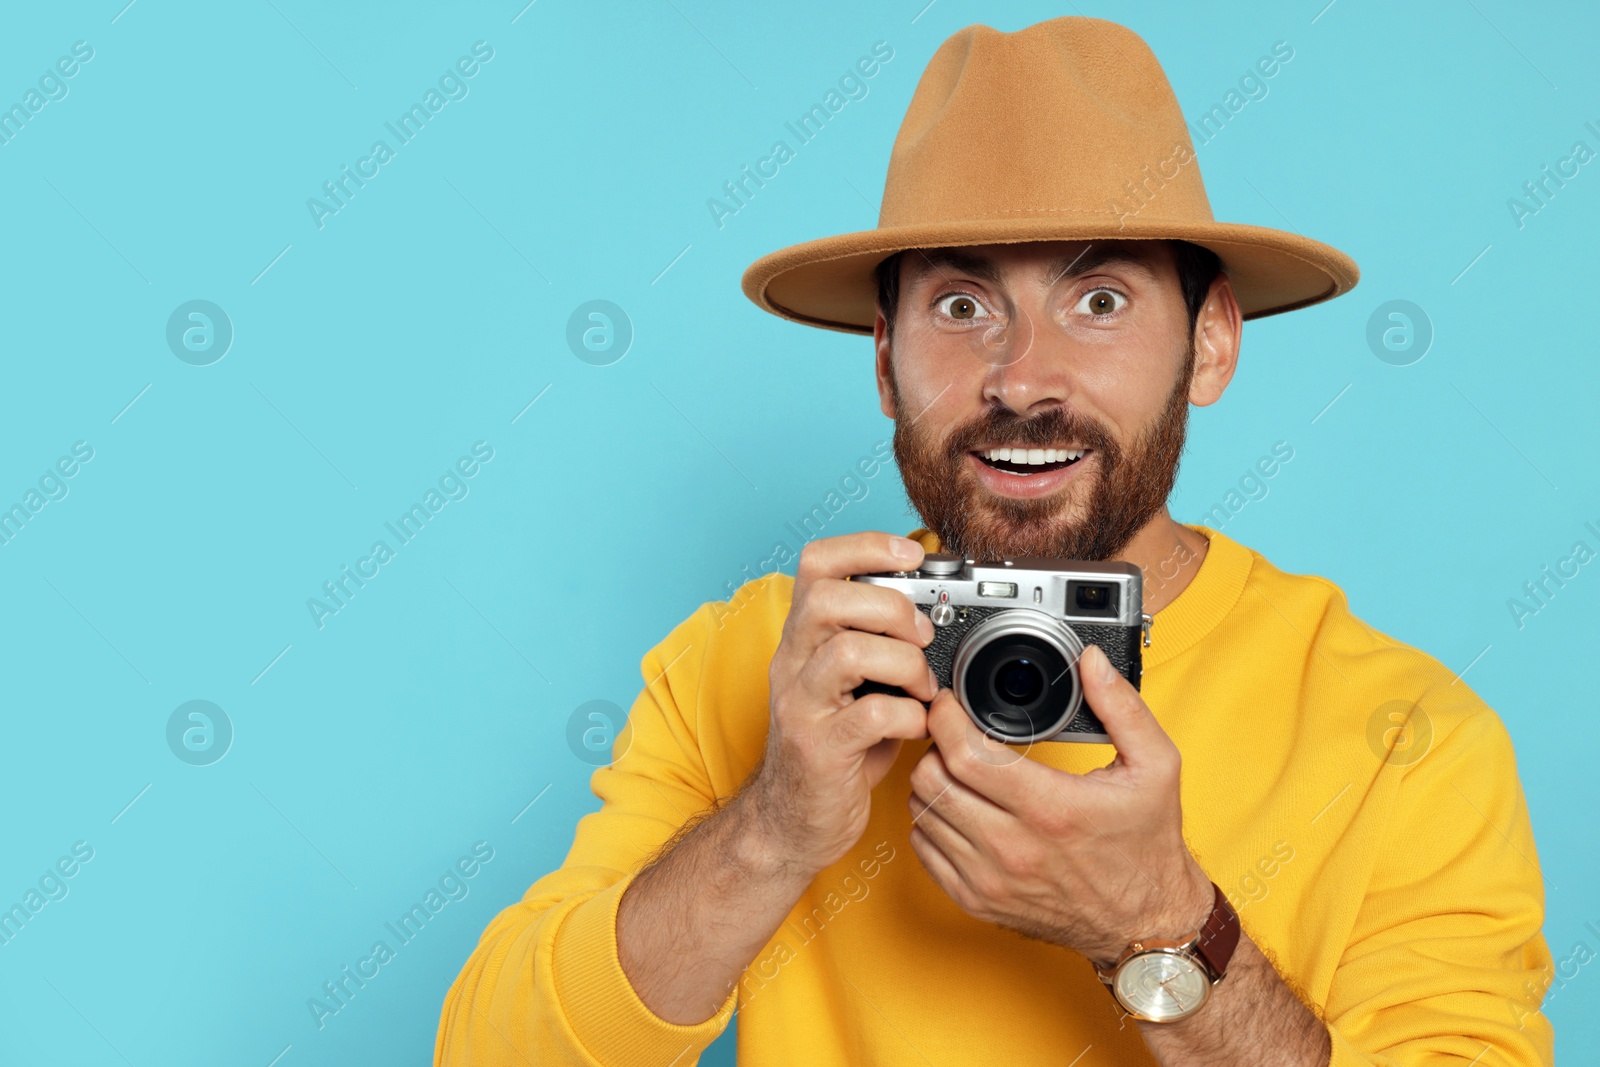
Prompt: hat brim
<box><xmin>741</xmin><ymin>216</ymin><xmax>1359</xmax><ymax>335</ymax></box>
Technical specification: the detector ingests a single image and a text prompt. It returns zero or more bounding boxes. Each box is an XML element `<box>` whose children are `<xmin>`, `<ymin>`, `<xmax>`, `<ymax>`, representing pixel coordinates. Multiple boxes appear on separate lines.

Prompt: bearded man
<box><xmin>437</xmin><ymin>16</ymin><xmax>1553</xmax><ymax>1067</ymax></box>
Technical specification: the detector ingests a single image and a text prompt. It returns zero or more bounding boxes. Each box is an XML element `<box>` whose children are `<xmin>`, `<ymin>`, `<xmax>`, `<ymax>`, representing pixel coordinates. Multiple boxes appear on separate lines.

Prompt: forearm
<box><xmin>615</xmin><ymin>785</ymin><xmax>815</xmax><ymax>1025</ymax></box>
<box><xmin>1137</xmin><ymin>934</ymin><xmax>1331</xmax><ymax>1066</ymax></box>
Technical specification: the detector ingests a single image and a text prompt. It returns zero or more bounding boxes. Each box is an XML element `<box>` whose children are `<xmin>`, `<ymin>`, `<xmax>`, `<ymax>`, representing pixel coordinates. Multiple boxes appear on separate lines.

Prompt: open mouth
<box><xmin>972</xmin><ymin>446</ymin><xmax>1090</xmax><ymax>476</ymax></box>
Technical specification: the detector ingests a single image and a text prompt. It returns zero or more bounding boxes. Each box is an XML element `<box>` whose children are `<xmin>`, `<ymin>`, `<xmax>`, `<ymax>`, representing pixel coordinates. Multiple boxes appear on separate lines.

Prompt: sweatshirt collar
<box><xmin>902</xmin><ymin>523</ymin><xmax>1252</xmax><ymax>669</ymax></box>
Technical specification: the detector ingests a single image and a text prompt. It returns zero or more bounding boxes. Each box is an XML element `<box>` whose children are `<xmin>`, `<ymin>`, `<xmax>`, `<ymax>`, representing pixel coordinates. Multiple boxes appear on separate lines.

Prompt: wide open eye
<box><xmin>935</xmin><ymin>292</ymin><xmax>993</xmax><ymax>322</ymax></box>
<box><xmin>1075</xmin><ymin>287</ymin><xmax>1127</xmax><ymax>318</ymax></box>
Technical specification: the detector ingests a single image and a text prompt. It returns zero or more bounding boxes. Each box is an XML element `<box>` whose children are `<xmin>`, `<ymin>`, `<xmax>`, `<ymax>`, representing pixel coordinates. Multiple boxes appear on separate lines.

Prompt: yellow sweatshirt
<box><xmin>435</xmin><ymin>524</ymin><xmax>1555</xmax><ymax>1066</ymax></box>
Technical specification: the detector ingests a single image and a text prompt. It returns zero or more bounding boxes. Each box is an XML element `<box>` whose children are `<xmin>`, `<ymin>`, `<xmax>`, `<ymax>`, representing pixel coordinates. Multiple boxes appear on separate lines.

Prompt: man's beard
<box><xmin>891</xmin><ymin>345</ymin><xmax>1195</xmax><ymax>562</ymax></box>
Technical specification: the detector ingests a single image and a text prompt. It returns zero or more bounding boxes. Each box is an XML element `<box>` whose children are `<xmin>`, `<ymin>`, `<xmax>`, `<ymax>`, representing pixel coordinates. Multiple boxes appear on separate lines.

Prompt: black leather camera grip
<box><xmin>851</xmin><ymin>679</ymin><xmax>918</xmax><ymax>703</ymax></box>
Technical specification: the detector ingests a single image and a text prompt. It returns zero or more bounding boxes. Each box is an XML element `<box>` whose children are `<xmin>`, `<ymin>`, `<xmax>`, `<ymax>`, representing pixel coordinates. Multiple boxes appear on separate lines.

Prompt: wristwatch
<box><xmin>1093</xmin><ymin>881</ymin><xmax>1240</xmax><ymax>1023</ymax></box>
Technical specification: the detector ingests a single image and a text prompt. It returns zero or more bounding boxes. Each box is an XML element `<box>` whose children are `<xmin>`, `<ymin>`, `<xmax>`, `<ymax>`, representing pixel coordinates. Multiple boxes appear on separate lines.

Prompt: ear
<box><xmin>874</xmin><ymin>306</ymin><xmax>898</xmax><ymax>420</ymax></box>
<box><xmin>1188</xmin><ymin>271</ymin><xmax>1242</xmax><ymax>408</ymax></box>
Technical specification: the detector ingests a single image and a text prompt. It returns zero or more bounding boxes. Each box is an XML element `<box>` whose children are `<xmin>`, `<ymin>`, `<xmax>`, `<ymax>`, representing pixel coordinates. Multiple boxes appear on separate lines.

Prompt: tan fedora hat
<box><xmin>741</xmin><ymin>16</ymin><xmax>1359</xmax><ymax>335</ymax></box>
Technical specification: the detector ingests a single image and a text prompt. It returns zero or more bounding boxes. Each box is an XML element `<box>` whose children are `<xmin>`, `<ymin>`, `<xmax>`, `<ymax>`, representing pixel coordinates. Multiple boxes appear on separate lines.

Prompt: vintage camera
<box><xmin>851</xmin><ymin>554</ymin><xmax>1151</xmax><ymax>744</ymax></box>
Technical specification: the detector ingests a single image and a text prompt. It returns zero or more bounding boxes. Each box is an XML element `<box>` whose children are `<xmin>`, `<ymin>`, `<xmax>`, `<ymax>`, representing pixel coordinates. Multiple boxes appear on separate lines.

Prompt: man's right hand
<box><xmin>744</xmin><ymin>531</ymin><xmax>939</xmax><ymax>878</ymax></box>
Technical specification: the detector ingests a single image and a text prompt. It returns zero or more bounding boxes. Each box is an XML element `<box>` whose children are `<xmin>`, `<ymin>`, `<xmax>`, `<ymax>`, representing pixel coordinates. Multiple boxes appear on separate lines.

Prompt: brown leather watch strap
<box><xmin>1194</xmin><ymin>881</ymin><xmax>1241</xmax><ymax>981</ymax></box>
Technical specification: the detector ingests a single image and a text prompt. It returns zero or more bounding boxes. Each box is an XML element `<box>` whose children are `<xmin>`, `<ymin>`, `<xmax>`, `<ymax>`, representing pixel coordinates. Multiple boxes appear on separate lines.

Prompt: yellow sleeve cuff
<box><xmin>550</xmin><ymin>872</ymin><xmax>738</xmax><ymax>1067</ymax></box>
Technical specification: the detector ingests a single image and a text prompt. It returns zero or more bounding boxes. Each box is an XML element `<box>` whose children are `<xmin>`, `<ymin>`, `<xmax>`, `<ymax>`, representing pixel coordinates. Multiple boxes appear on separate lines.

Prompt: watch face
<box><xmin>1113</xmin><ymin>950</ymin><xmax>1210</xmax><ymax>1022</ymax></box>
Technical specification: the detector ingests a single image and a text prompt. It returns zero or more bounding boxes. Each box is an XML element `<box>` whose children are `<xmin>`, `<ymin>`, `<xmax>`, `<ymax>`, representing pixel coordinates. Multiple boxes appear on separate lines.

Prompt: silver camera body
<box><xmin>852</xmin><ymin>553</ymin><xmax>1150</xmax><ymax>744</ymax></box>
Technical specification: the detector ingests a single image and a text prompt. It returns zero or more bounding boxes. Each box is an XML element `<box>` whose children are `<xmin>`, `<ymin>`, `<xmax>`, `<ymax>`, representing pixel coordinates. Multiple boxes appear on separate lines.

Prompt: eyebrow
<box><xmin>903</xmin><ymin>244</ymin><xmax>1160</xmax><ymax>288</ymax></box>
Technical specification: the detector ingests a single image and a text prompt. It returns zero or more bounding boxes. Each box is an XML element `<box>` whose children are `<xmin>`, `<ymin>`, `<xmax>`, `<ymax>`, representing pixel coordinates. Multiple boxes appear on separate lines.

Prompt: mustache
<box><xmin>941</xmin><ymin>406</ymin><xmax>1118</xmax><ymax>458</ymax></box>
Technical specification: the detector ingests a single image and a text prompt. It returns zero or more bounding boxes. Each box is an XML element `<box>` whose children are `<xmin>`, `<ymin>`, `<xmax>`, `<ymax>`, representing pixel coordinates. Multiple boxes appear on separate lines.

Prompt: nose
<box><xmin>978</xmin><ymin>300</ymin><xmax>1080</xmax><ymax>417</ymax></box>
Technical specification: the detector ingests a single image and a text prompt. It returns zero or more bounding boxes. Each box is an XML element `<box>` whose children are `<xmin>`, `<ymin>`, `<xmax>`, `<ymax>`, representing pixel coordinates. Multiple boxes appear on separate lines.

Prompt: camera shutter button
<box><xmin>918</xmin><ymin>555</ymin><xmax>964</xmax><ymax>577</ymax></box>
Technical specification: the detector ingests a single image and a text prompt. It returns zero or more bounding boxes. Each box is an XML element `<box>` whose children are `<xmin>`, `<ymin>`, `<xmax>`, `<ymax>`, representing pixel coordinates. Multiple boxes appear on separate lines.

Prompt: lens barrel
<box><xmin>952</xmin><ymin>610</ymin><xmax>1086</xmax><ymax>744</ymax></box>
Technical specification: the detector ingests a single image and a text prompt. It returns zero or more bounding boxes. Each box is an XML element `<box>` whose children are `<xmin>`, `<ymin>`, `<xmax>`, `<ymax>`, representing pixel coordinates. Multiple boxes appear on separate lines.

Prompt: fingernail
<box><xmin>892</xmin><ymin>537</ymin><xmax>923</xmax><ymax>563</ymax></box>
<box><xmin>915</xmin><ymin>611</ymin><xmax>935</xmax><ymax>643</ymax></box>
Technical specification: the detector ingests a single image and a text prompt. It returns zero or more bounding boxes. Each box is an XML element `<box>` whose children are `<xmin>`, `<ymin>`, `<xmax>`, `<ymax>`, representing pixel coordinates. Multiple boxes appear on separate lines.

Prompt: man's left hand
<box><xmin>906</xmin><ymin>643</ymin><xmax>1213</xmax><ymax>968</ymax></box>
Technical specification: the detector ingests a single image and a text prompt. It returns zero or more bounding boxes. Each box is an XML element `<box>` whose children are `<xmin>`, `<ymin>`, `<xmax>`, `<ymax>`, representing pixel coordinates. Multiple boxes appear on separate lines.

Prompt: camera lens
<box><xmin>967</xmin><ymin>637</ymin><xmax>1070</xmax><ymax>739</ymax></box>
<box><xmin>996</xmin><ymin>658</ymin><xmax>1044</xmax><ymax>704</ymax></box>
<box><xmin>953</xmin><ymin>611</ymin><xmax>1087</xmax><ymax>744</ymax></box>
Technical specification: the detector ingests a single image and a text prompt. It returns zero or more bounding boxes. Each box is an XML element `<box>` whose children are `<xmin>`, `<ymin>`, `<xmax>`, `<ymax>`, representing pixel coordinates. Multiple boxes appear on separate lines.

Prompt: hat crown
<box><xmin>881</xmin><ymin>17</ymin><xmax>1214</xmax><ymax>231</ymax></box>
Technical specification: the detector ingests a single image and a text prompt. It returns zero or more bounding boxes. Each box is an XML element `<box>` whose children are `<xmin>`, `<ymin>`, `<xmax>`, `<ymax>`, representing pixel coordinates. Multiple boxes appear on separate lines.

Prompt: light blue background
<box><xmin>1</xmin><ymin>1</ymin><xmax>1595</xmax><ymax>1064</ymax></box>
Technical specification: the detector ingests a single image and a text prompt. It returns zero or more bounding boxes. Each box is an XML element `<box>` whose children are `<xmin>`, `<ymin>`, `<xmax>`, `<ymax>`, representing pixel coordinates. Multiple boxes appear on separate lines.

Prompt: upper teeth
<box><xmin>982</xmin><ymin>447</ymin><xmax>1085</xmax><ymax>465</ymax></box>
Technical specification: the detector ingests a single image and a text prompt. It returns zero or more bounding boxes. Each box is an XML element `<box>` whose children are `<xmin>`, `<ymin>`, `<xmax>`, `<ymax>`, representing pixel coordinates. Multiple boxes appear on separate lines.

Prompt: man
<box><xmin>436</xmin><ymin>16</ymin><xmax>1554</xmax><ymax>1066</ymax></box>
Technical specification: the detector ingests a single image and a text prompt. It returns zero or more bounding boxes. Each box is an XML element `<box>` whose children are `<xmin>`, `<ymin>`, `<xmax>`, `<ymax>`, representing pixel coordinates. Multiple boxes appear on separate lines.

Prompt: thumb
<box><xmin>1077</xmin><ymin>643</ymin><xmax>1171</xmax><ymax>767</ymax></box>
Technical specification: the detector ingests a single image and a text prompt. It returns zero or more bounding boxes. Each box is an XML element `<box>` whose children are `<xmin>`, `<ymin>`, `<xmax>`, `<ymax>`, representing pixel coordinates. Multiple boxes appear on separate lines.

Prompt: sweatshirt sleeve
<box><xmin>434</xmin><ymin>601</ymin><xmax>739</xmax><ymax>1067</ymax></box>
<box><xmin>1322</xmin><ymin>699</ymin><xmax>1556</xmax><ymax>1065</ymax></box>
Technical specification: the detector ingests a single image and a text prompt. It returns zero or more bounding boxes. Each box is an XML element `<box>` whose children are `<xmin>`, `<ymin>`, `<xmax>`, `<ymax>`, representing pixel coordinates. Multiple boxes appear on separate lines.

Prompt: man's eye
<box><xmin>935</xmin><ymin>293</ymin><xmax>990</xmax><ymax>321</ymax></box>
<box><xmin>1076</xmin><ymin>287</ymin><xmax>1126</xmax><ymax>318</ymax></box>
